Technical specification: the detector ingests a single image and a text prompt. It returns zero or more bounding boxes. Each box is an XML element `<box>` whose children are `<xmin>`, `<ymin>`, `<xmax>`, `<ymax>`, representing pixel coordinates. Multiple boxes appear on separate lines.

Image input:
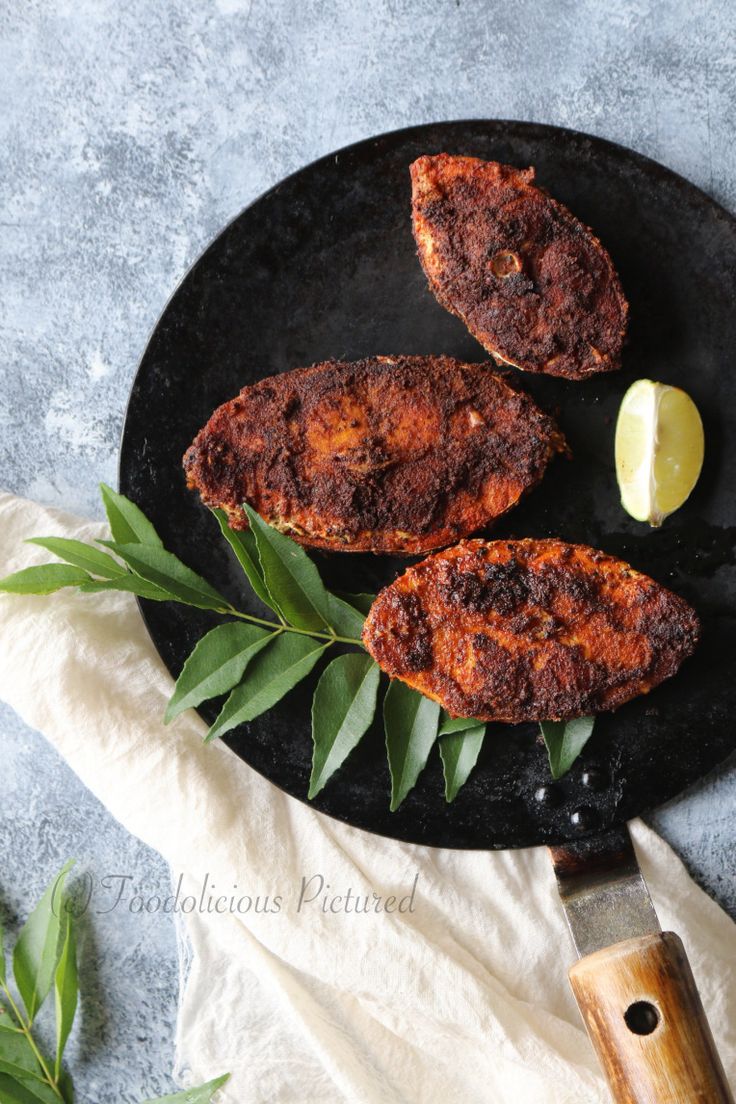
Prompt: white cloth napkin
<box><xmin>1</xmin><ymin>492</ymin><xmax>734</xmax><ymax>1103</ymax></box>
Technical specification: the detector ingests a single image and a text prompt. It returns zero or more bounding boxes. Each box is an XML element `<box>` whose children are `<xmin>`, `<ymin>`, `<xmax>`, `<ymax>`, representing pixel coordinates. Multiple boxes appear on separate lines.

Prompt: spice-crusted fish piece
<box><xmin>362</xmin><ymin>539</ymin><xmax>699</xmax><ymax>721</ymax></box>
<box><xmin>183</xmin><ymin>356</ymin><xmax>566</xmax><ymax>555</ymax></box>
<box><xmin>411</xmin><ymin>154</ymin><xmax>628</xmax><ymax>380</ymax></box>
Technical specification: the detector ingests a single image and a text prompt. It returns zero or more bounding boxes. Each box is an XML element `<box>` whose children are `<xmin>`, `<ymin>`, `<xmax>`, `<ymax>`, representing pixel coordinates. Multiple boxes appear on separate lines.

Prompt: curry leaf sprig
<box><xmin>0</xmin><ymin>485</ymin><xmax>593</xmax><ymax>807</ymax></box>
<box><xmin>540</xmin><ymin>716</ymin><xmax>596</xmax><ymax>780</ymax></box>
<box><xmin>0</xmin><ymin>863</ymin><xmax>229</xmax><ymax>1103</ymax></box>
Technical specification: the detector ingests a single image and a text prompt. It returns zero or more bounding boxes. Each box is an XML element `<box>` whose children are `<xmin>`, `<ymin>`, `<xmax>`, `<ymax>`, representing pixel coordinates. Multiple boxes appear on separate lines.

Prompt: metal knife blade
<box><xmin>549</xmin><ymin>823</ymin><xmax>660</xmax><ymax>959</ymax></box>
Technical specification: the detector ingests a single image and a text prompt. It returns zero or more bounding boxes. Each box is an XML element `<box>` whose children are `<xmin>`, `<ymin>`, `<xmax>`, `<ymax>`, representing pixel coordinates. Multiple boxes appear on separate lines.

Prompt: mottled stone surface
<box><xmin>1</xmin><ymin>0</ymin><xmax>735</xmax><ymax>1099</ymax></box>
<box><xmin>0</xmin><ymin>701</ymin><xmax>181</xmax><ymax>1101</ymax></box>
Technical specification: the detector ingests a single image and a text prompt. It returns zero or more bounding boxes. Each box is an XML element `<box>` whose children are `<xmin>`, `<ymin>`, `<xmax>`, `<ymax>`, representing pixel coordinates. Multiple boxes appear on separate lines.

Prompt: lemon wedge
<box><xmin>615</xmin><ymin>379</ymin><xmax>704</xmax><ymax>527</ymax></box>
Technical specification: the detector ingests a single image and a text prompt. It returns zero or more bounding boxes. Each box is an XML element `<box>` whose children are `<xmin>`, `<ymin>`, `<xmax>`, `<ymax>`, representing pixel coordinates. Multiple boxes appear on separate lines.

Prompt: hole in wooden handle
<box><xmin>624</xmin><ymin>1001</ymin><xmax>660</xmax><ymax>1036</ymax></box>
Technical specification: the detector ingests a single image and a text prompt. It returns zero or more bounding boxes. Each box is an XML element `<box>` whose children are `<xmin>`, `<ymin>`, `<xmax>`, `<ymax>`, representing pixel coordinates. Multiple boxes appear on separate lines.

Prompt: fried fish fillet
<box><xmin>184</xmin><ymin>356</ymin><xmax>565</xmax><ymax>555</ymax></box>
<box><xmin>363</xmin><ymin>539</ymin><xmax>699</xmax><ymax>721</ymax></box>
<box><xmin>411</xmin><ymin>154</ymin><xmax>628</xmax><ymax>380</ymax></box>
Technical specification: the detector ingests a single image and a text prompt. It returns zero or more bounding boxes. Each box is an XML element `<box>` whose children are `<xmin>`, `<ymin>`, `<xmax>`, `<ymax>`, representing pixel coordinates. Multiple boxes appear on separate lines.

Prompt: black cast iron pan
<box><xmin>119</xmin><ymin>120</ymin><xmax>736</xmax><ymax>852</ymax></box>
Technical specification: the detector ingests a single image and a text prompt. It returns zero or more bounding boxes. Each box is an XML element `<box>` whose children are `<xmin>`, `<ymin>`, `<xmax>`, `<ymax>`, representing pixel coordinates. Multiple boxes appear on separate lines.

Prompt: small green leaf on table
<box><xmin>212</xmin><ymin>509</ymin><xmax>277</xmax><ymax>614</ymax></box>
<box><xmin>0</xmin><ymin>1019</ymin><xmax>51</xmax><ymax>1094</ymax></box>
<box><xmin>0</xmin><ymin>1071</ymin><xmax>60</xmax><ymax>1104</ymax></box>
<box><xmin>101</xmin><ymin>544</ymin><xmax>230</xmax><ymax>613</ymax></box>
<box><xmin>26</xmin><ymin>538</ymin><xmax>127</xmax><ymax>580</ymax></box>
<box><xmin>0</xmin><ymin>565</ymin><xmax>91</xmax><ymax>596</ymax></box>
<box><xmin>13</xmin><ymin>860</ymin><xmax>74</xmax><ymax>1023</ymax></box>
<box><xmin>165</xmin><ymin>623</ymin><xmax>275</xmax><ymax>724</ymax></box>
<box><xmin>58</xmin><ymin>1069</ymin><xmax>74</xmax><ymax>1104</ymax></box>
<box><xmin>540</xmin><ymin>716</ymin><xmax>596</xmax><ymax>780</ymax></box>
<box><xmin>384</xmin><ymin>681</ymin><xmax>441</xmax><ymax>812</ymax></box>
<box><xmin>53</xmin><ymin>912</ymin><xmax>78</xmax><ymax>1079</ymax></box>
<box><xmin>309</xmin><ymin>654</ymin><xmax>380</xmax><ymax>798</ymax></box>
<box><xmin>99</xmin><ymin>484</ymin><xmax>163</xmax><ymax>547</ymax></box>
<box><xmin>207</xmin><ymin>634</ymin><xmax>327</xmax><ymax>742</ymax></box>
<box><xmin>141</xmin><ymin>1072</ymin><xmax>230</xmax><ymax>1103</ymax></box>
<box><xmin>439</xmin><ymin>725</ymin><xmax>486</xmax><ymax>803</ymax></box>
<box><xmin>242</xmin><ymin>505</ymin><xmax>333</xmax><ymax>633</ymax></box>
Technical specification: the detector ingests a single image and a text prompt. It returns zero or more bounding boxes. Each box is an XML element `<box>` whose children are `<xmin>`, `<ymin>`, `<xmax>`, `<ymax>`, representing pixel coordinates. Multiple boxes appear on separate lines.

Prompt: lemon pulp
<box><xmin>614</xmin><ymin>379</ymin><xmax>704</xmax><ymax>527</ymax></box>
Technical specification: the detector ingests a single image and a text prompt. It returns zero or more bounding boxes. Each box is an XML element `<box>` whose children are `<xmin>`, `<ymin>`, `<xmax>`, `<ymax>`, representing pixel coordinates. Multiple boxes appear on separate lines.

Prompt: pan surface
<box><xmin>120</xmin><ymin>121</ymin><xmax>736</xmax><ymax>849</ymax></box>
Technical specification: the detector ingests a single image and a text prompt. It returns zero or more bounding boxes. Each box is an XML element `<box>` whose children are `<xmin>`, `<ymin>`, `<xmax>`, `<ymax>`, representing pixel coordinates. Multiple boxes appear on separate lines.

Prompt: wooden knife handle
<box><xmin>569</xmin><ymin>931</ymin><xmax>733</xmax><ymax>1103</ymax></box>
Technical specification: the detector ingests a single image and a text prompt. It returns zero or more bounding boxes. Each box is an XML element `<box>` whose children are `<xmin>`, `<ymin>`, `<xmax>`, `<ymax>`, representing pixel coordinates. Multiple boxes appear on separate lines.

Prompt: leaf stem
<box><xmin>223</xmin><ymin>606</ymin><xmax>363</xmax><ymax>647</ymax></box>
<box><xmin>0</xmin><ymin>980</ymin><xmax>65</xmax><ymax>1100</ymax></box>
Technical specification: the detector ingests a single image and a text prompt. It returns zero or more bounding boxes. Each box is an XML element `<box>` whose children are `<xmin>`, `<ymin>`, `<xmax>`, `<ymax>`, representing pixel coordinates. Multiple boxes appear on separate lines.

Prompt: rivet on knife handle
<box><xmin>550</xmin><ymin>826</ymin><xmax>734</xmax><ymax>1104</ymax></box>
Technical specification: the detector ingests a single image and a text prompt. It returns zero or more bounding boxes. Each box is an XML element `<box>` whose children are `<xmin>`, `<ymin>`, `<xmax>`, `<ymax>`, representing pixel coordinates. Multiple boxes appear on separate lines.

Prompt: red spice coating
<box><xmin>362</xmin><ymin>539</ymin><xmax>700</xmax><ymax>721</ymax></box>
<box><xmin>411</xmin><ymin>154</ymin><xmax>629</xmax><ymax>380</ymax></box>
<box><xmin>183</xmin><ymin>356</ymin><xmax>565</xmax><ymax>554</ymax></box>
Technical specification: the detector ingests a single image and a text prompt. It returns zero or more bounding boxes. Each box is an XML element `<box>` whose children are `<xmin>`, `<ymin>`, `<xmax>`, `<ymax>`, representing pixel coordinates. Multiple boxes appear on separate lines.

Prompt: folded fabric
<box><xmin>0</xmin><ymin>492</ymin><xmax>734</xmax><ymax>1102</ymax></box>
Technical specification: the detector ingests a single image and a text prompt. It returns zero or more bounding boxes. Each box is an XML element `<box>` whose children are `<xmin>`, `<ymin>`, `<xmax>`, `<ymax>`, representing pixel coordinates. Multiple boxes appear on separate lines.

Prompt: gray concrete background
<box><xmin>1</xmin><ymin>1</ymin><xmax>735</xmax><ymax>1099</ymax></box>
